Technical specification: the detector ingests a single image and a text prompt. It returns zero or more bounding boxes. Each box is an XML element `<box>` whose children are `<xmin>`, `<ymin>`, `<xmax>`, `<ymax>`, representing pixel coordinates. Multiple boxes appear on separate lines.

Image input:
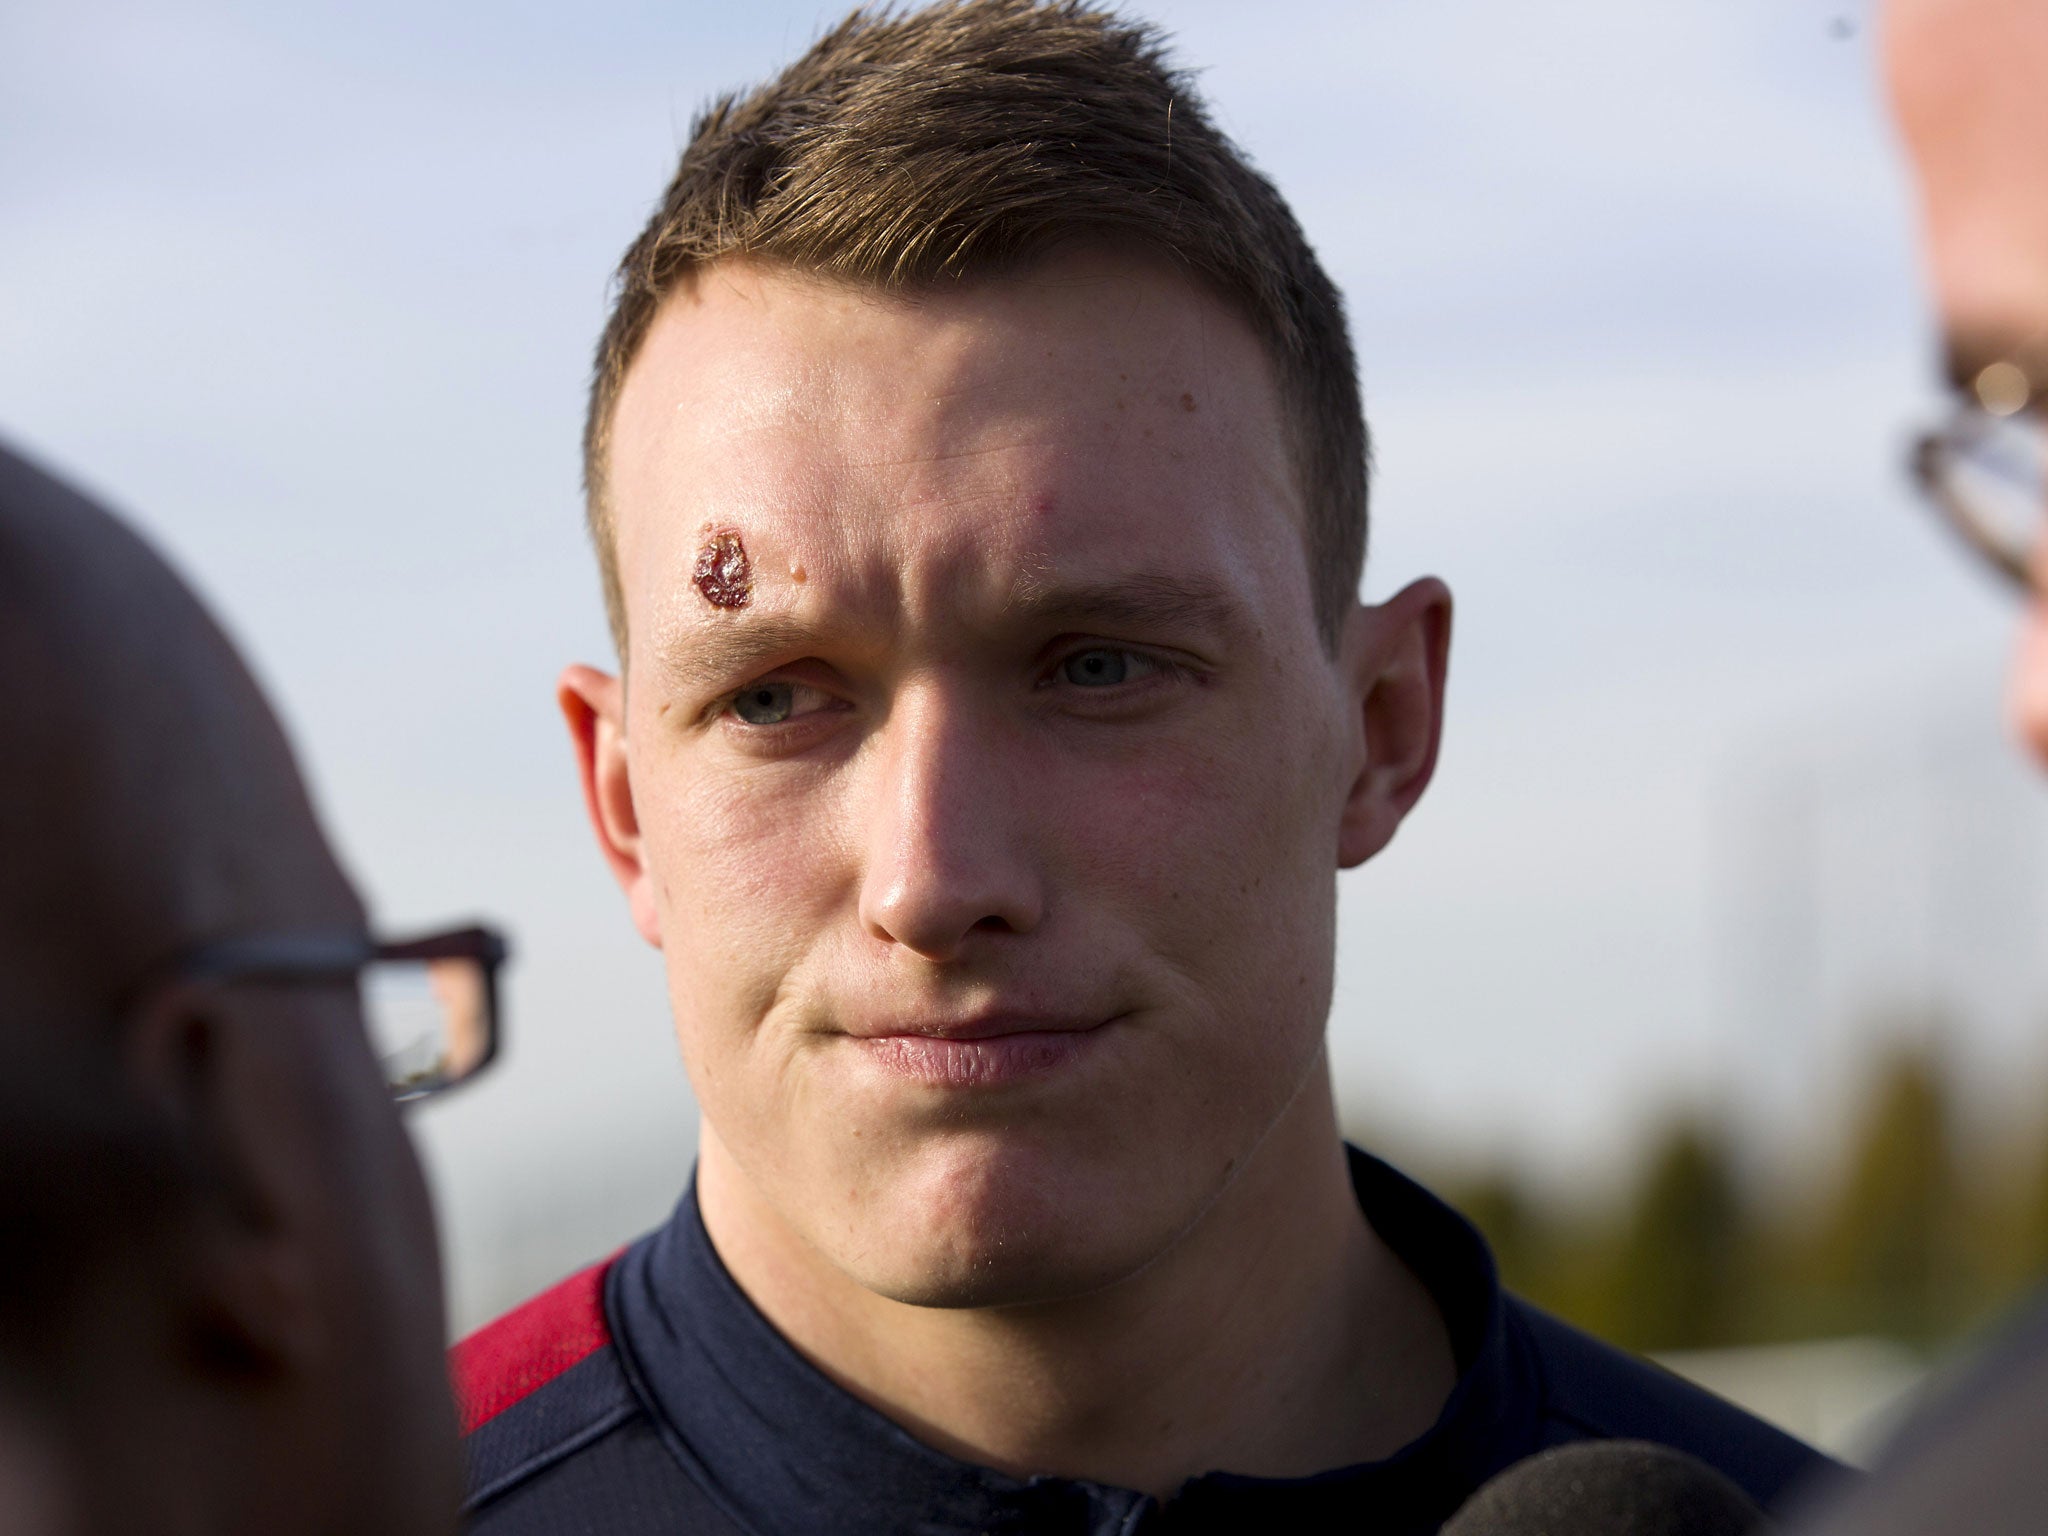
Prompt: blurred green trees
<box><xmin>1809</xmin><ymin>1048</ymin><xmax>1965</xmax><ymax>1343</ymax></box>
<box><xmin>1419</xmin><ymin>1039</ymin><xmax>2048</xmax><ymax>1356</ymax></box>
<box><xmin>1603</xmin><ymin>1118</ymin><xmax>1747</xmax><ymax>1350</ymax></box>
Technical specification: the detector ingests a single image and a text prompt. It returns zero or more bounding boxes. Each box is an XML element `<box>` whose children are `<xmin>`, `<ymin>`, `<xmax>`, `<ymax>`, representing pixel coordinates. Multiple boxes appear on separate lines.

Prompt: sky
<box><xmin>8</xmin><ymin>0</ymin><xmax>2048</xmax><ymax>1329</ymax></box>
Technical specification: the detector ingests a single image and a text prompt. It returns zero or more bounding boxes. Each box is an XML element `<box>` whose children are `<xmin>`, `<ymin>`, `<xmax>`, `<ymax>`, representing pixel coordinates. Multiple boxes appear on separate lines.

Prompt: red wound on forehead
<box><xmin>693</xmin><ymin>528</ymin><xmax>752</xmax><ymax>609</ymax></box>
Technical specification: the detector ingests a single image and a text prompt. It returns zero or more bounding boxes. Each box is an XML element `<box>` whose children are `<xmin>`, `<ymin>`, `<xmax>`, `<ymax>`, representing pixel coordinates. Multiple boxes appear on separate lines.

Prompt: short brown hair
<box><xmin>584</xmin><ymin>0</ymin><xmax>1367</xmax><ymax>656</ymax></box>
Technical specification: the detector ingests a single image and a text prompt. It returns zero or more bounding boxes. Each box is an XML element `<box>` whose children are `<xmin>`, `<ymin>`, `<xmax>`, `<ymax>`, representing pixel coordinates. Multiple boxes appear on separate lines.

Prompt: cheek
<box><xmin>1066</xmin><ymin>703</ymin><xmax>1341</xmax><ymax>980</ymax></box>
<box><xmin>634</xmin><ymin>750</ymin><xmax>851</xmax><ymax>1035</ymax></box>
<box><xmin>2009</xmin><ymin>601</ymin><xmax>2048</xmax><ymax>773</ymax></box>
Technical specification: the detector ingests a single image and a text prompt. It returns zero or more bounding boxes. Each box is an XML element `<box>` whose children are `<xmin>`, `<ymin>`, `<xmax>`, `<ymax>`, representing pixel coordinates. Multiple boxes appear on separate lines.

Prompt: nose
<box><xmin>857</xmin><ymin>685</ymin><xmax>1044</xmax><ymax>961</ymax></box>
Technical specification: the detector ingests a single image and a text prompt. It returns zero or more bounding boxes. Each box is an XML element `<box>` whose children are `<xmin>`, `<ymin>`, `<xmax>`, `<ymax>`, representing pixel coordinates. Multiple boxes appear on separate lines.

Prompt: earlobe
<box><xmin>558</xmin><ymin>664</ymin><xmax>664</xmax><ymax>947</ymax></box>
<box><xmin>1335</xmin><ymin>578</ymin><xmax>1453</xmax><ymax>869</ymax></box>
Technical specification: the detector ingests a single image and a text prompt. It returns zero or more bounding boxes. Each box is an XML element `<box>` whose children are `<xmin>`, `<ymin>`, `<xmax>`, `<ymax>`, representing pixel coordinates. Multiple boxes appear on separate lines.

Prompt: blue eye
<box><xmin>1060</xmin><ymin>649</ymin><xmax>1148</xmax><ymax>687</ymax></box>
<box><xmin>732</xmin><ymin>683</ymin><xmax>795</xmax><ymax>724</ymax></box>
<box><xmin>725</xmin><ymin>679</ymin><xmax>839</xmax><ymax>726</ymax></box>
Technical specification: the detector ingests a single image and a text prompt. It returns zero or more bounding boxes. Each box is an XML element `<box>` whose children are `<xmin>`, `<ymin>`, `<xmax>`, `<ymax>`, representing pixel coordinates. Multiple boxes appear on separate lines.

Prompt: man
<box><xmin>0</xmin><ymin>440</ymin><xmax>502</xmax><ymax>1535</ymax></box>
<box><xmin>1771</xmin><ymin>2</ymin><xmax>2048</xmax><ymax>1531</ymax></box>
<box><xmin>454</xmin><ymin>4</ymin><xmax>1830</xmax><ymax>1530</ymax></box>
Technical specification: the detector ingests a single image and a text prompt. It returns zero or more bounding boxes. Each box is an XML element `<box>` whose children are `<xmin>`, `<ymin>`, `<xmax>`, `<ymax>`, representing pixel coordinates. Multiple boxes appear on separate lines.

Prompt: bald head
<box><xmin>1886</xmin><ymin>0</ymin><xmax>2048</xmax><ymax>357</ymax></box>
<box><xmin>0</xmin><ymin>441</ymin><xmax>461</xmax><ymax>1536</ymax></box>
<box><xmin>0</xmin><ymin>444</ymin><xmax>359</xmax><ymax>1028</ymax></box>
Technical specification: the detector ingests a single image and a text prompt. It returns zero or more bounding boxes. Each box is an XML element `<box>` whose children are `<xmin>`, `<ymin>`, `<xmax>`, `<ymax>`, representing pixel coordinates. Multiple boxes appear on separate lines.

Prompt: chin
<box><xmin>861</xmin><ymin>1231</ymin><xmax>1148</xmax><ymax>1312</ymax></box>
<box><xmin>843</xmin><ymin>1132</ymin><xmax>1185</xmax><ymax>1311</ymax></box>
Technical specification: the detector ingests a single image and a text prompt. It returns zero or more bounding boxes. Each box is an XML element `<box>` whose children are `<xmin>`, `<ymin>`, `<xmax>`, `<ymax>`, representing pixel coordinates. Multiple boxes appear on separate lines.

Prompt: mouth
<box><xmin>846</xmin><ymin>1014</ymin><xmax>1116</xmax><ymax>1089</ymax></box>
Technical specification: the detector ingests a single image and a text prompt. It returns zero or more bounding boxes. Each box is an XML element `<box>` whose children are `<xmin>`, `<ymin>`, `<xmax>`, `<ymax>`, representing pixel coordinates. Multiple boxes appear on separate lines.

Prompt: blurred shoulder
<box><xmin>1507</xmin><ymin>1296</ymin><xmax>1845</xmax><ymax>1514</ymax></box>
<box><xmin>1783</xmin><ymin>1297</ymin><xmax>2048</xmax><ymax>1536</ymax></box>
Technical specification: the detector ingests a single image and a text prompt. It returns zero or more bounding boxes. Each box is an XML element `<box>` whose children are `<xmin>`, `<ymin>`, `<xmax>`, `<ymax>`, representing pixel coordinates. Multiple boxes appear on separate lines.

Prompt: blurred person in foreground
<box><xmin>451</xmin><ymin>4</ymin><xmax>1833</xmax><ymax>1531</ymax></box>
<box><xmin>1778</xmin><ymin>2</ymin><xmax>2048</xmax><ymax>1531</ymax></box>
<box><xmin>0</xmin><ymin>441</ymin><xmax>501</xmax><ymax>1536</ymax></box>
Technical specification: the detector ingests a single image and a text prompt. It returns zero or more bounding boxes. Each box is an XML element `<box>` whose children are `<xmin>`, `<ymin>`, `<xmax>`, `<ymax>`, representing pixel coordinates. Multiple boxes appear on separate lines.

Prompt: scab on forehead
<box><xmin>692</xmin><ymin>527</ymin><xmax>752</xmax><ymax>610</ymax></box>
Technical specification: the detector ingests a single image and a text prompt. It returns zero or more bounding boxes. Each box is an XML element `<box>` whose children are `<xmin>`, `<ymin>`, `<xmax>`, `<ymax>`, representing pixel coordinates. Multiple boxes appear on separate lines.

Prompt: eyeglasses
<box><xmin>1913</xmin><ymin>359</ymin><xmax>2048</xmax><ymax>595</ymax></box>
<box><xmin>132</xmin><ymin>925</ymin><xmax>508</xmax><ymax>1104</ymax></box>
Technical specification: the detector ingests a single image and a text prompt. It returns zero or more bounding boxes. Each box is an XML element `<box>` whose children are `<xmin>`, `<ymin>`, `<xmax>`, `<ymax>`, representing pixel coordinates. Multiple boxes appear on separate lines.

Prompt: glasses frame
<box><xmin>1913</xmin><ymin>350</ymin><xmax>2048</xmax><ymax>597</ymax></box>
<box><xmin>1913</xmin><ymin>408</ymin><xmax>2042</xmax><ymax>594</ymax></box>
<box><xmin>127</xmin><ymin>924</ymin><xmax>509</xmax><ymax>1104</ymax></box>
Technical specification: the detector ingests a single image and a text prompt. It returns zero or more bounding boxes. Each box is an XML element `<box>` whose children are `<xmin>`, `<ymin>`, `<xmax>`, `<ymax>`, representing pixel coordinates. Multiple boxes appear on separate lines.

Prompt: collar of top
<box><xmin>607</xmin><ymin>1147</ymin><xmax>1538</xmax><ymax>1536</ymax></box>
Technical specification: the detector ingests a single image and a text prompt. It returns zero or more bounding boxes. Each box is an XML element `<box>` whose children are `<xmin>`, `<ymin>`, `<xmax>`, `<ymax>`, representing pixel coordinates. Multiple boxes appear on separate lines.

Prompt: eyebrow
<box><xmin>650</xmin><ymin>572</ymin><xmax>1247</xmax><ymax>698</ymax></box>
<box><xmin>1005</xmin><ymin>572</ymin><xmax>1248</xmax><ymax>639</ymax></box>
<box><xmin>651</xmin><ymin>614</ymin><xmax>824</xmax><ymax>698</ymax></box>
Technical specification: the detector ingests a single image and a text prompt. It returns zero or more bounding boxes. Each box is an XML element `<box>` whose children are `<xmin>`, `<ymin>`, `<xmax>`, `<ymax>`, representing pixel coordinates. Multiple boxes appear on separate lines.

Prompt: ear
<box><xmin>120</xmin><ymin>990</ymin><xmax>324</xmax><ymax>1380</ymax></box>
<box><xmin>1335</xmin><ymin>577</ymin><xmax>1453</xmax><ymax>868</ymax></box>
<box><xmin>559</xmin><ymin>663</ymin><xmax>664</xmax><ymax>947</ymax></box>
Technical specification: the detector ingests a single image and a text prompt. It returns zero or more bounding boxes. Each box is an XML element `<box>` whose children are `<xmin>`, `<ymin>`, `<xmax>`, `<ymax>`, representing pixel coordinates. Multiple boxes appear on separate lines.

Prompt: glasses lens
<box><xmin>362</xmin><ymin>955</ymin><xmax>494</xmax><ymax>1102</ymax></box>
<box><xmin>1940</xmin><ymin>410</ymin><xmax>2048</xmax><ymax>574</ymax></box>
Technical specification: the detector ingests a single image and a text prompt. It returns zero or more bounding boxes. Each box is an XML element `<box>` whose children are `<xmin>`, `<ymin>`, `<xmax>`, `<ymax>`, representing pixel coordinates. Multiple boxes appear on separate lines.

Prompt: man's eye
<box><xmin>727</xmin><ymin>681</ymin><xmax>831</xmax><ymax>725</ymax></box>
<box><xmin>1058</xmin><ymin>649</ymin><xmax>1158</xmax><ymax>687</ymax></box>
<box><xmin>732</xmin><ymin>684</ymin><xmax>794</xmax><ymax>724</ymax></box>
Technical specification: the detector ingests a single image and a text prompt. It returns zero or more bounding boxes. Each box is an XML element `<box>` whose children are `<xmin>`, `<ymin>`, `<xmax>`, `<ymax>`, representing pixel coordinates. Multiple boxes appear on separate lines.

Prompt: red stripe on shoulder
<box><xmin>450</xmin><ymin>1255</ymin><xmax>619</xmax><ymax>1435</ymax></box>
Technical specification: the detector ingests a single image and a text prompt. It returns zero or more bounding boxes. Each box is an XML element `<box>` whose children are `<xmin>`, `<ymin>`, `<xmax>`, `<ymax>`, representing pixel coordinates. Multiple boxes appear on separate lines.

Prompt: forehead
<box><xmin>605</xmin><ymin>249</ymin><xmax>1309</xmax><ymax>653</ymax></box>
<box><xmin>1887</xmin><ymin>0</ymin><xmax>2048</xmax><ymax>342</ymax></box>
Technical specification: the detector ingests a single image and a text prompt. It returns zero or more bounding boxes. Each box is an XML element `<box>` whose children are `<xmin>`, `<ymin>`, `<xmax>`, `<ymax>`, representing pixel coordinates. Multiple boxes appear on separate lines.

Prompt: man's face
<box><xmin>1887</xmin><ymin>0</ymin><xmax>2048</xmax><ymax>765</ymax></box>
<box><xmin>584</xmin><ymin>247</ymin><xmax>1410</xmax><ymax>1305</ymax></box>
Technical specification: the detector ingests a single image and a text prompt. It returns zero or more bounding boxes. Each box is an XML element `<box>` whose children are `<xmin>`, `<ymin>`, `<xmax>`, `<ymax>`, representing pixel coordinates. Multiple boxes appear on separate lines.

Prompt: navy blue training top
<box><xmin>456</xmin><ymin>1148</ymin><xmax>1835</xmax><ymax>1534</ymax></box>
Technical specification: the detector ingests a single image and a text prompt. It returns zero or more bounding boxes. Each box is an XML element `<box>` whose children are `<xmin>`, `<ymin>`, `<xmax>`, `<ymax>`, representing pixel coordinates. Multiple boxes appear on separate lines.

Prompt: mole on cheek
<box><xmin>693</xmin><ymin>528</ymin><xmax>752</xmax><ymax>609</ymax></box>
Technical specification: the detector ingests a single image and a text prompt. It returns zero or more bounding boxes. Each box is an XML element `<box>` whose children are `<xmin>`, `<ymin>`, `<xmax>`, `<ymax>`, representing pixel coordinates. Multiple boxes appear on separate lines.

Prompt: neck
<box><xmin>697</xmin><ymin>1064</ymin><xmax>1455</xmax><ymax>1499</ymax></box>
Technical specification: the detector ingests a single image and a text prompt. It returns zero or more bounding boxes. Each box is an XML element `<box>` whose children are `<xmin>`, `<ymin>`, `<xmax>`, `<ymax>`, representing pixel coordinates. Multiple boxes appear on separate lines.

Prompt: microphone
<box><xmin>1441</xmin><ymin>1440</ymin><xmax>1771</xmax><ymax>1535</ymax></box>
